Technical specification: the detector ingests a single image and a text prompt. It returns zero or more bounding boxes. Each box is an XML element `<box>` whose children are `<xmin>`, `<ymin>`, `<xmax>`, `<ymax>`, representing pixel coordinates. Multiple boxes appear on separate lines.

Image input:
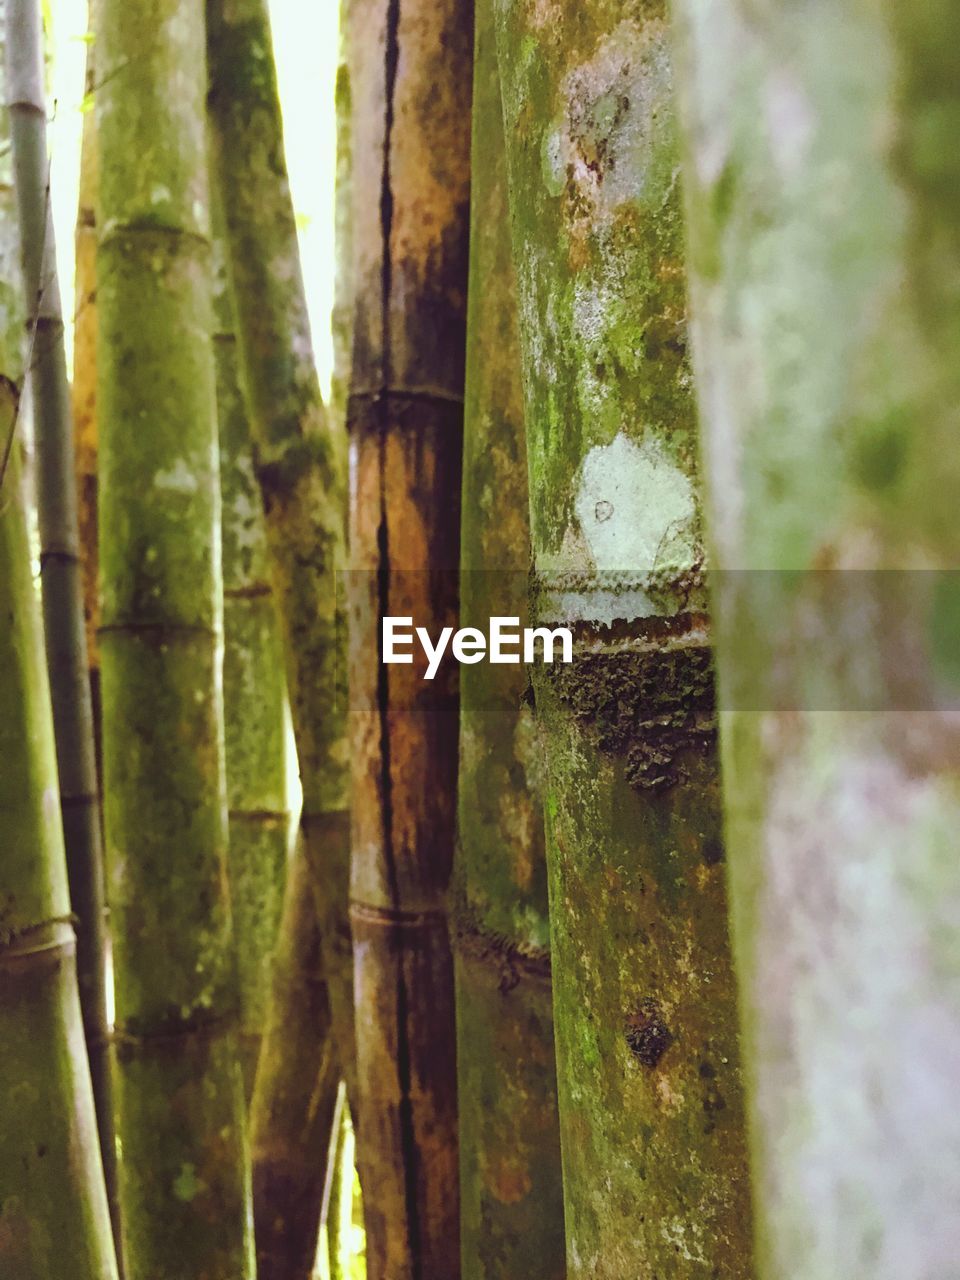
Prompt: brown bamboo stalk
<box><xmin>345</xmin><ymin>0</ymin><xmax>473</xmax><ymax>1273</ymax></box>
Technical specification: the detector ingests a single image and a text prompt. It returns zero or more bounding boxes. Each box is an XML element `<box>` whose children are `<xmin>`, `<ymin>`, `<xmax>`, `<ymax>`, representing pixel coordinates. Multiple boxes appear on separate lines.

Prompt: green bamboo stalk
<box><xmin>206</xmin><ymin>2</ymin><xmax>352</xmax><ymax>1264</ymax></box>
<box><xmin>213</xmin><ymin>220</ymin><xmax>294</xmax><ymax>1098</ymax></box>
<box><xmin>0</xmin><ymin>54</ymin><xmax>117</xmax><ymax>1266</ymax></box>
<box><xmin>496</xmin><ymin>2</ymin><xmax>753</xmax><ymax>1274</ymax></box>
<box><xmin>672</xmin><ymin>1</ymin><xmax>960</xmax><ymax>1274</ymax></box>
<box><xmin>250</xmin><ymin>839</ymin><xmax>341</xmax><ymax>1280</ymax></box>
<box><xmin>95</xmin><ymin>0</ymin><xmax>253</xmax><ymax>1274</ymax></box>
<box><xmin>344</xmin><ymin>0</ymin><xmax>473</xmax><ymax>1272</ymax></box>
<box><xmin>0</xmin><ymin>417</ymin><xmax>121</xmax><ymax>1280</ymax></box>
<box><xmin>453</xmin><ymin>1</ymin><xmax>565</xmax><ymax>1274</ymax></box>
<box><xmin>205</xmin><ymin>0</ymin><xmax>353</xmax><ymax>1124</ymax></box>
<box><xmin>6</xmin><ymin>0</ymin><xmax>117</xmax><ymax>1240</ymax></box>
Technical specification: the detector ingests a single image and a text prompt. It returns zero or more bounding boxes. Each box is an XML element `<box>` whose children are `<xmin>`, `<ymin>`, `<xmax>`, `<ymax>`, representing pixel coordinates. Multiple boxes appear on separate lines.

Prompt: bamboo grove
<box><xmin>1</xmin><ymin>0</ymin><xmax>959</xmax><ymax>1277</ymax></box>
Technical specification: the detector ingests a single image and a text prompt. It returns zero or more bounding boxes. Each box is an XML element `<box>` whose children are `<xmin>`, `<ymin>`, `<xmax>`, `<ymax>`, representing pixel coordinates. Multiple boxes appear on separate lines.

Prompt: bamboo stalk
<box><xmin>344</xmin><ymin>0</ymin><xmax>473</xmax><ymax>1272</ymax></box>
<box><xmin>213</xmin><ymin>222</ymin><xmax>294</xmax><ymax>1097</ymax></box>
<box><xmin>0</xmin><ymin>443</ymin><xmax>121</xmax><ymax>1280</ymax></box>
<box><xmin>95</xmin><ymin>0</ymin><xmax>253</xmax><ymax>1274</ymax></box>
<box><xmin>674</xmin><ymin>0</ymin><xmax>960</xmax><ymax>1272</ymax></box>
<box><xmin>0</xmin><ymin>49</ymin><xmax>118</xmax><ymax>1255</ymax></box>
<box><xmin>205</xmin><ymin>0</ymin><xmax>353</xmax><ymax>1124</ymax></box>
<box><xmin>5</xmin><ymin>0</ymin><xmax>117</xmax><ymax>1242</ymax></box>
<box><xmin>497</xmin><ymin>1</ymin><xmax>754</xmax><ymax>1274</ymax></box>
<box><xmin>250</xmin><ymin>840</ymin><xmax>341</xmax><ymax>1280</ymax></box>
<box><xmin>452</xmin><ymin>1</ymin><xmax>565</xmax><ymax>1272</ymax></box>
<box><xmin>72</xmin><ymin>3</ymin><xmax>100</xmax><ymax>767</ymax></box>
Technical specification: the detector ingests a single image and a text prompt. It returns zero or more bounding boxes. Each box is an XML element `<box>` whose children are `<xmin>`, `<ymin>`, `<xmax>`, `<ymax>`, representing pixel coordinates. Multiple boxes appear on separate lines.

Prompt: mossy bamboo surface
<box><xmin>206</xmin><ymin>0</ymin><xmax>353</xmax><ymax>1112</ymax></box>
<box><xmin>453</xmin><ymin>1</ymin><xmax>564</xmax><ymax>1275</ymax></box>
<box><xmin>0</xmin><ymin>76</ymin><xmax>117</xmax><ymax>1262</ymax></box>
<box><xmin>673</xmin><ymin>1</ymin><xmax>960</xmax><ymax>1274</ymax></box>
<box><xmin>95</xmin><ymin>0</ymin><xmax>253</xmax><ymax>1275</ymax></box>
<box><xmin>213</xmin><ymin>225</ymin><xmax>293</xmax><ymax>1096</ymax></box>
<box><xmin>331</xmin><ymin>22</ymin><xmax>353</xmax><ymax>444</ymax></box>
<box><xmin>496</xmin><ymin>1</ymin><xmax>753</xmax><ymax>1274</ymax></box>
<box><xmin>250</xmin><ymin>840</ymin><xmax>341</xmax><ymax>1280</ymax></box>
<box><xmin>345</xmin><ymin>0</ymin><xmax>473</xmax><ymax>1273</ymax></box>
<box><xmin>6</xmin><ymin>0</ymin><xmax>116</xmax><ymax>1235</ymax></box>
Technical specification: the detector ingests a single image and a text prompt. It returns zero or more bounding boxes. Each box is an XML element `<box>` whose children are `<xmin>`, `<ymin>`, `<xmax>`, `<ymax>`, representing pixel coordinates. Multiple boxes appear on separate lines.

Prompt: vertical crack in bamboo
<box><xmin>345</xmin><ymin>0</ymin><xmax>473</xmax><ymax>1273</ymax></box>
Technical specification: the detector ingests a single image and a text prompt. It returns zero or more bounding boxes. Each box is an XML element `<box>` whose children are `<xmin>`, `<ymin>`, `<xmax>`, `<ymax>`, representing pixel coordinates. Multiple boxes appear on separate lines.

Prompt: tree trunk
<box><xmin>206</xmin><ymin>0</ymin><xmax>354</xmax><ymax>1115</ymax></box>
<box><xmin>453</xmin><ymin>1</ymin><xmax>565</xmax><ymax>1275</ymax></box>
<box><xmin>213</xmin><ymin>221</ymin><xmax>294</xmax><ymax>1097</ymax></box>
<box><xmin>672</xmin><ymin>1</ymin><xmax>960</xmax><ymax>1275</ymax></box>
<box><xmin>344</xmin><ymin>0</ymin><xmax>473</xmax><ymax>1272</ymax></box>
<box><xmin>6</xmin><ymin>0</ymin><xmax>117</xmax><ymax>1240</ymax></box>
<box><xmin>250</xmin><ymin>839</ymin><xmax>341</xmax><ymax>1280</ymax></box>
<box><xmin>496</xmin><ymin>2</ymin><xmax>754</xmax><ymax>1275</ymax></box>
<box><xmin>95</xmin><ymin>0</ymin><xmax>253</xmax><ymax>1275</ymax></box>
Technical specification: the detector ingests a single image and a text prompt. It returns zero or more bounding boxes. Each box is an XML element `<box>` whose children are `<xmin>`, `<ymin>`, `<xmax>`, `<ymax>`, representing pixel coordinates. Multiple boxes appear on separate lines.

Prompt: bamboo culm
<box><xmin>345</xmin><ymin>0</ymin><xmax>473</xmax><ymax>1272</ymax></box>
<box><xmin>95</xmin><ymin>0</ymin><xmax>253</xmax><ymax>1273</ymax></box>
<box><xmin>496</xmin><ymin>0</ymin><xmax>754</xmax><ymax>1273</ymax></box>
<box><xmin>72</xmin><ymin>1</ymin><xmax>101</xmax><ymax>761</ymax></box>
<box><xmin>673</xmin><ymin>0</ymin><xmax>960</xmax><ymax>1273</ymax></box>
<box><xmin>249</xmin><ymin>840</ymin><xmax>341</xmax><ymax>1280</ymax></box>
<box><xmin>0</xmin><ymin>13</ymin><xmax>118</xmax><ymax>1260</ymax></box>
<box><xmin>5</xmin><ymin>0</ymin><xmax>117</xmax><ymax>1239</ymax></box>
<box><xmin>453</xmin><ymin>0</ymin><xmax>565</xmax><ymax>1274</ymax></box>
<box><xmin>213</xmin><ymin>221</ymin><xmax>294</xmax><ymax>1098</ymax></box>
<box><xmin>206</xmin><ymin>0</ymin><xmax>353</xmax><ymax>1263</ymax></box>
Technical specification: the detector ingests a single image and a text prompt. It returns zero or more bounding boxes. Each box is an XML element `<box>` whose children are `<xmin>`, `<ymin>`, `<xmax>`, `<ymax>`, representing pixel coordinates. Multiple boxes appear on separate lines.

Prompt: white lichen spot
<box><xmin>153</xmin><ymin>458</ymin><xmax>199</xmax><ymax>494</ymax></box>
<box><xmin>547</xmin><ymin>20</ymin><xmax>674</xmax><ymax>220</ymax></box>
<box><xmin>765</xmin><ymin>69</ymin><xmax>814</xmax><ymax>178</ymax></box>
<box><xmin>572</xmin><ymin>279</ymin><xmax>615</xmax><ymax>348</ymax></box>
<box><xmin>660</xmin><ymin>1214</ymin><xmax>707</xmax><ymax>1264</ymax></box>
<box><xmin>541</xmin><ymin>126</ymin><xmax>565</xmax><ymax>197</ymax></box>
<box><xmin>150</xmin><ymin>183</ymin><xmax>172</xmax><ymax>206</ymax></box>
<box><xmin>574</xmin><ymin>431</ymin><xmax>697</xmax><ymax>574</ymax></box>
